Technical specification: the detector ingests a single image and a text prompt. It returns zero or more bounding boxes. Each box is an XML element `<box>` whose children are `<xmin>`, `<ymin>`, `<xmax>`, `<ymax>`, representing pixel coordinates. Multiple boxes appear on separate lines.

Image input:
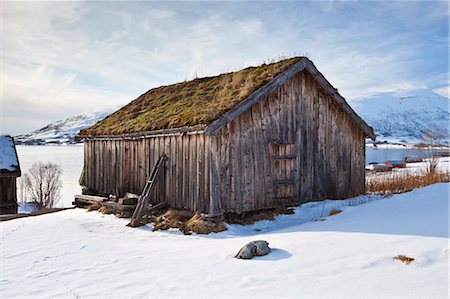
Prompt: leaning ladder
<box><xmin>128</xmin><ymin>155</ymin><xmax>167</xmax><ymax>227</ymax></box>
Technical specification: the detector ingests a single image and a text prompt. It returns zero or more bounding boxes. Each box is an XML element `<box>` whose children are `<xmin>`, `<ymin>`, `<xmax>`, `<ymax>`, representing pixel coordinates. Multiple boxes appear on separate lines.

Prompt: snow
<box><xmin>0</xmin><ymin>135</ymin><xmax>19</xmax><ymax>173</ymax></box>
<box><xmin>349</xmin><ymin>88</ymin><xmax>450</xmax><ymax>144</ymax></box>
<box><xmin>1</xmin><ymin>183</ymin><xmax>448</xmax><ymax>298</ymax></box>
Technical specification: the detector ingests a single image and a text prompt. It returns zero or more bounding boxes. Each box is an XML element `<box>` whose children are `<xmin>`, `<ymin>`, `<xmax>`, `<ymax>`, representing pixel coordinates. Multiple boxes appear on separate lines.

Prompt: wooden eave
<box><xmin>0</xmin><ymin>171</ymin><xmax>21</xmax><ymax>178</ymax></box>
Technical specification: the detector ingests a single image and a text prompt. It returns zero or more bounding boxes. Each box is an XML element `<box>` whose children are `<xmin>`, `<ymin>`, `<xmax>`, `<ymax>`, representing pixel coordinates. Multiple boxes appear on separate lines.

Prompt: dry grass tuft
<box><xmin>328</xmin><ymin>208</ymin><xmax>342</xmax><ymax>216</ymax></box>
<box><xmin>225</xmin><ymin>206</ymin><xmax>295</xmax><ymax>225</ymax></box>
<box><xmin>98</xmin><ymin>206</ymin><xmax>112</xmax><ymax>214</ymax></box>
<box><xmin>152</xmin><ymin>209</ymin><xmax>194</xmax><ymax>231</ymax></box>
<box><xmin>394</xmin><ymin>255</ymin><xmax>415</xmax><ymax>265</ymax></box>
<box><xmin>152</xmin><ymin>209</ymin><xmax>226</xmax><ymax>234</ymax></box>
<box><xmin>366</xmin><ymin>172</ymin><xmax>450</xmax><ymax>195</ymax></box>
<box><xmin>180</xmin><ymin>212</ymin><xmax>227</xmax><ymax>235</ymax></box>
<box><xmin>115</xmin><ymin>212</ymin><xmax>132</xmax><ymax>218</ymax></box>
<box><xmin>86</xmin><ymin>201</ymin><xmax>102</xmax><ymax>211</ymax></box>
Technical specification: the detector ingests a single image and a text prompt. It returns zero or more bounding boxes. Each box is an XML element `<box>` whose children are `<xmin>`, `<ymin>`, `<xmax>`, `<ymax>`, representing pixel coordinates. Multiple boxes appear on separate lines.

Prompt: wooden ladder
<box><xmin>128</xmin><ymin>155</ymin><xmax>167</xmax><ymax>227</ymax></box>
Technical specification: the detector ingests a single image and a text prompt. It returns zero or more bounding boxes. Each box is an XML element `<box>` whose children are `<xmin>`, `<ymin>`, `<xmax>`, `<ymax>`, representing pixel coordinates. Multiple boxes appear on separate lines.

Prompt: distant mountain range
<box><xmin>15</xmin><ymin>88</ymin><xmax>449</xmax><ymax>145</ymax></box>
<box><xmin>15</xmin><ymin>108</ymin><xmax>118</xmax><ymax>145</ymax></box>
<box><xmin>349</xmin><ymin>88</ymin><xmax>449</xmax><ymax>144</ymax></box>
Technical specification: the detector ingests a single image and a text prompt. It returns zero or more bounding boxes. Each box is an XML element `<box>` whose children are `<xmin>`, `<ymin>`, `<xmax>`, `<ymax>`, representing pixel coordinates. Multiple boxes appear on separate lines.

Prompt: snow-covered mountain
<box><xmin>349</xmin><ymin>89</ymin><xmax>449</xmax><ymax>144</ymax></box>
<box><xmin>15</xmin><ymin>107</ymin><xmax>118</xmax><ymax>145</ymax></box>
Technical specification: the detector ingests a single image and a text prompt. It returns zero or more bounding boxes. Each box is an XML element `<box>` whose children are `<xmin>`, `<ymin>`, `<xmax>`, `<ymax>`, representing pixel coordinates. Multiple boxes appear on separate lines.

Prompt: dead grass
<box><xmin>328</xmin><ymin>208</ymin><xmax>342</xmax><ymax>216</ymax></box>
<box><xmin>79</xmin><ymin>57</ymin><xmax>302</xmax><ymax>136</ymax></box>
<box><xmin>152</xmin><ymin>209</ymin><xmax>226</xmax><ymax>234</ymax></box>
<box><xmin>180</xmin><ymin>212</ymin><xmax>227</xmax><ymax>234</ymax></box>
<box><xmin>366</xmin><ymin>172</ymin><xmax>450</xmax><ymax>195</ymax></box>
<box><xmin>86</xmin><ymin>201</ymin><xmax>102</xmax><ymax>211</ymax></box>
<box><xmin>98</xmin><ymin>206</ymin><xmax>112</xmax><ymax>214</ymax></box>
<box><xmin>152</xmin><ymin>209</ymin><xmax>194</xmax><ymax>231</ymax></box>
<box><xmin>393</xmin><ymin>255</ymin><xmax>415</xmax><ymax>265</ymax></box>
<box><xmin>225</xmin><ymin>206</ymin><xmax>295</xmax><ymax>225</ymax></box>
<box><xmin>115</xmin><ymin>211</ymin><xmax>132</xmax><ymax>218</ymax></box>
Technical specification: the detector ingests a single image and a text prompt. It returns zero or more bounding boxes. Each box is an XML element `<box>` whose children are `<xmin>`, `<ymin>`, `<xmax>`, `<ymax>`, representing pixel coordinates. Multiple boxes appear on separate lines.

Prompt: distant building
<box><xmin>78</xmin><ymin>57</ymin><xmax>375</xmax><ymax>215</ymax></box>
<box><xmin>0</xmin><ymin>135</ymin><xmax>21</xmax><ymax>214</ymax></box>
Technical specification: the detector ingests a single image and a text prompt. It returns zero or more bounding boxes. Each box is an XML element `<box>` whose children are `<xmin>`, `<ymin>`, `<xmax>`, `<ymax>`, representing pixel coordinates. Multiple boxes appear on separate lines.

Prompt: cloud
<box><xmin>1</xmin><ymin>1</ymin><xmax>448</xmax><ymax>135</ymax></box>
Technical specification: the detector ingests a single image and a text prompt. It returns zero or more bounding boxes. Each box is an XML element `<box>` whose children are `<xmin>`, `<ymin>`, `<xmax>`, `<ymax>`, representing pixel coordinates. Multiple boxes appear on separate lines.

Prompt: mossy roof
<box><xmin>79</xmin><ymin>57</ymin><xmax>302</xmax><ymax>136</ymax></box>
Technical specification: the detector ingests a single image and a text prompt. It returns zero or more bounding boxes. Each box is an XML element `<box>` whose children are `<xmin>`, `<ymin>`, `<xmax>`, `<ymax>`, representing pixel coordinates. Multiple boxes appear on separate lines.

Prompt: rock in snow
<box><xmin>235</xmin><ymin>240</ymin><xmax>271</xmax><ymax>259</ymax></box>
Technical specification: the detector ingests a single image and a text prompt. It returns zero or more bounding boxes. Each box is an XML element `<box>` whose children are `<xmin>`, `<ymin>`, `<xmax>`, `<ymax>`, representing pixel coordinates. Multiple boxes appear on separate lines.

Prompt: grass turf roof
<box><xmin>79</xmin><ymin>57</ymin><xmax>302</xmax><ymax>136</ymax></box>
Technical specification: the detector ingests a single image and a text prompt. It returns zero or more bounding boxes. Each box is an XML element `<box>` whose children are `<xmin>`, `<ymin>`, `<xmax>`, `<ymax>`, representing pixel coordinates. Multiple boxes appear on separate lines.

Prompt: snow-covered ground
<box><xmin>1</xmin><ymin>183</ymin><xmax>448</xmax><ymax>298</ymax></box>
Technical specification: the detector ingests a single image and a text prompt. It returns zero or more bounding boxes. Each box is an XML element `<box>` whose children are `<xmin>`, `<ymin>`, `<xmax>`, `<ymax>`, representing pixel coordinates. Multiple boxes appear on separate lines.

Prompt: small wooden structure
<box><xmin>0</xmin><ymin>135</ymin><xmax>21</xmax><ymax>214</ymax></box>
<box><xmin>77</xmin><ymin>57</ymin><xmax>375</xmax><ymax>216</ymax></box>
<box><xmin>385</xmin><ymin>160</ymin><xmax>406</xmax><ymax>168</ymax></box>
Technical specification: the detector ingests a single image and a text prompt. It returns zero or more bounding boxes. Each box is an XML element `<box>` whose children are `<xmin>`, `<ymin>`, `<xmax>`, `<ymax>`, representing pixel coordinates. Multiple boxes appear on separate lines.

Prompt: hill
<box><xmin>15</xmin><ymin>108</ymin><xmax>118</xmax><ymax>145</ymax></box>
<box><xmin>349</xmin><ymin>89</ymin><xmax>449</xmax><ymax>144</ymax></box>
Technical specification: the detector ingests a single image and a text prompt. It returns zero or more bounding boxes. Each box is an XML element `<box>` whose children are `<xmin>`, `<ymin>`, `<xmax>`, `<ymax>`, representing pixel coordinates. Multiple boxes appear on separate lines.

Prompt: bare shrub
<box><xmin>420</xmin><ymin>128</ymin><xmax>446</xmax><ymax>174</ymax></box>
<box><xmin>21</xmin><ymin>162</ymin><xmax>63</xmax><ymax>209</ymax></box>
<box><xmin>17</xmin><ymin>178</ymin><xmax>28</xmax><ymax>204</ymax></box>
<box><xmin>423</xmin><ymin>154</ymin><xmax>440</xmax><ymax>174</ymax></box>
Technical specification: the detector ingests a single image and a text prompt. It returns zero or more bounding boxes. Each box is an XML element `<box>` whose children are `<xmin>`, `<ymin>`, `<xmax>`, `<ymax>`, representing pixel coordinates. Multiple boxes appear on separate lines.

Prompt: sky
<box><xmin>1</xmin><ymin>1</ymin><xmax>448</xmax><ymax>135</ymax></box>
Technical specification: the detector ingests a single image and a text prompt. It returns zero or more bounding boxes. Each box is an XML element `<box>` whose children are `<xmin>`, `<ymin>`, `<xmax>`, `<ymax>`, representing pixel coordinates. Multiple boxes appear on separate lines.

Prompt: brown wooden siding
<box><xmin>0</xmin><ymin>177</ymin><xmax>18</xmax><ymax>214</ymax></box>
<box><xmin>209</xmin><ymin>70</ymin><xmax>366</xmax><ymax>214</ymax></box>
<box><xmin>81</xmin><ymin>134</ymin><xmax>211</xmax><ymax>212</ymax></box>
<box><xmin>81</xmin><ymin>70</ymin><xmax>366</xmax><ymax>215</ymax></box>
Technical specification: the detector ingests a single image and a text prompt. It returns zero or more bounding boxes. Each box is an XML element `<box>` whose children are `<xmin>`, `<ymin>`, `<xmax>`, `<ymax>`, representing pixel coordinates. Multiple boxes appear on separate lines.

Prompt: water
<box><xmin>365</xmin><ymin>147</ymin><xmax>430</xmax><ymax>164</ymax></box>
<box><xmin>15</xmin><ymin>144</ymin><xmax>426</xmax><ymax>207</ymax></box>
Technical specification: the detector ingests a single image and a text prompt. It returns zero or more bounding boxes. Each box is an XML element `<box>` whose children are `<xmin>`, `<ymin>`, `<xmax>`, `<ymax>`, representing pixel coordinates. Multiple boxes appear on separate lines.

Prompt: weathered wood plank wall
<box><xmin>81</xmin><ymin>134</ymin><xmax>211</xmax><ymax>212</ymax></box>
<box><xmin>0</xmin><ymin>177</ymin><xmax>18</xmax><ymax>214</ymax></box>
<box><xmin>209</xmin><ymin>70</ymin><xmax>365</xmax><ymax>214</ymax></box>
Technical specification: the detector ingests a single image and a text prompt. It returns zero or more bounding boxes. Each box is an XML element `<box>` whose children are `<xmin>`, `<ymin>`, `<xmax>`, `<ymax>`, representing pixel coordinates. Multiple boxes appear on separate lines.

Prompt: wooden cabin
<box><xmin>78</xmin><ymin>57</ymin><xmax>375</xmax><ymax>216</ymax></box>
<box><xmin>0</xmin><ymin>135</ymin><xmax>21</xmax><ymax>214</ymax></box>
